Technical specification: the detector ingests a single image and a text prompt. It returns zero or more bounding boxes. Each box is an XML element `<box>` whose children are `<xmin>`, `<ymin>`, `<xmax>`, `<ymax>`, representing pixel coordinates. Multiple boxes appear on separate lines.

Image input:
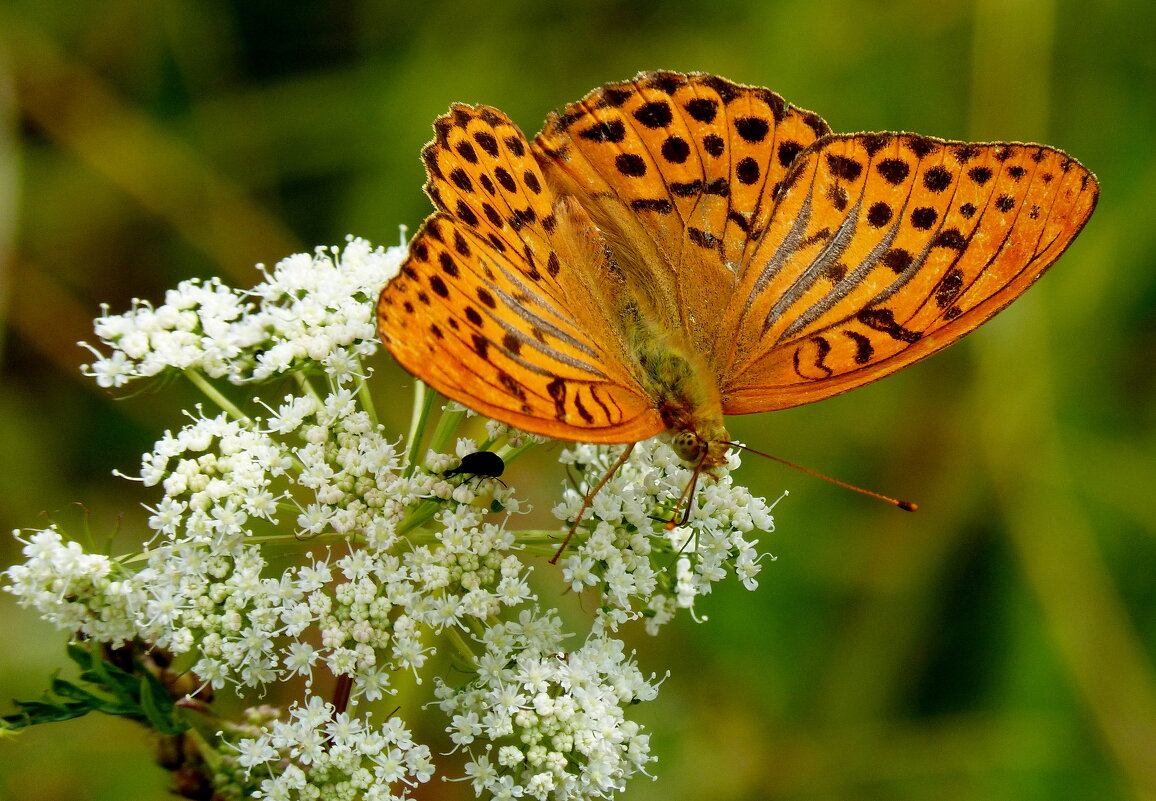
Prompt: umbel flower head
<box><xmin>4</xmin><ymin>237</ymin><xmax>778</xmax><ymax>801</ymax></box>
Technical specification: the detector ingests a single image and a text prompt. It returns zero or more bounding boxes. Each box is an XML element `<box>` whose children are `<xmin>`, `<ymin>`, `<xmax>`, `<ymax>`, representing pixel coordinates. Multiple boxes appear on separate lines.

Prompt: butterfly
<box><xmin>377</xmin><ymin>70</ymin><xmax>1098</xmax><ymax>481</ymax></box>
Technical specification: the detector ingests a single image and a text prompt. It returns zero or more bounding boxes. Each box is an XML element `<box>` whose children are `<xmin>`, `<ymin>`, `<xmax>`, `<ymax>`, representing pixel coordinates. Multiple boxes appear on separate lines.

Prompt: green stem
<box><xmin>516</xmin><ymin>529</ymin><xmax>568</xmax><ymax>542</ymax></box>
<box><xmin>466</xmin><ymin>617</ymin><xmax>488</xmax><ymax>641</ymax></box>
<box><xmin>498</xmin><ymin>440</ymin><xmax>538</xmax><ymax>467</ymax></box>
<box><xmin>445</xmin><ymin>626</ymin><xmax>478</xmax><ymax>667</ymax></box>
<box><xmin>354</xmin><ymin>368</ymin><xmax>379</xmax><ymax>428</ymax></box>
<box><xmin>293</xmin><ymin>373</ymin><xmax>324</xmax><ymax>407</ymax></box>
<box><xmin>249</xmin><ymin>532</ymin><xmax>353</xmax><ymax>545</ymax></box>
<box><xmin>179</xmin><ymin>714</ymin><xmax>226</xmax><ymax>773</ymax></box>
<box><xmin>404</xmin><ymin>382</ymin><xmax>437</xmax><ymax>477</ymax></box>
<box><xmin>397</xmin><ymin>500</ymin><xmax>443</xmax><ymax>536</ymax></box>
<box><xmin>183</xmin><ymin>369</ymin><xmax>247</xmax><ymax>421</ymax></box>
<box><xmin>428</xmin><ymin>405</ymin><xmax>467</xmax><ymax>454</ymax></box>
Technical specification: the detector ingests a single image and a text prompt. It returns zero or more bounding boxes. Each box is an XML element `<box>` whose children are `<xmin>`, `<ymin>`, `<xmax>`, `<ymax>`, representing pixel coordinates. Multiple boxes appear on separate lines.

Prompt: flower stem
<box><xmin>498</xmin><ymin>440</ymin><xmax>538</xmax><ymax>467</ymax></box>
<box><xmin>404</xmin><ymin>382</ymin><xmax>437</xmax><ymax>476</ymax></box>
<box><xmin>398</xmin><ymin>500</ymin><xmax>443</xmax><ymax>536</ymax></box>
<box><xmin>354</xmin><ymin>369</ymin><xmax>379</xmax><ymax>428</ymax></box>
<box><xmin>183</xmin><ymin>369</ymin><xmax>247</xmax><ymax>421</ymax></box>
<box><xmin>293</xmin><ymin>373</ymin><xmax>324</xmax><ymax>407</ymax></box>
<box><xmin>445</xmin><ymin>626</ymin><xmax>478</xmax><ymax>667</ymax></box>
<box><xmin>428</xmin><ymin>405</ymin><xmax>467</xmax><ymax>454</ymax></box>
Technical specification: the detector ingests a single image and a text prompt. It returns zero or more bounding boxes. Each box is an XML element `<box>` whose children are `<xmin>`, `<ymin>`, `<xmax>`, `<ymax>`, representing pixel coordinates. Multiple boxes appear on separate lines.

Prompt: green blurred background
<box><xmin>1</xmin><ymin>1</ymin><xmax>1154</xmax><ymax>799</ymax></box>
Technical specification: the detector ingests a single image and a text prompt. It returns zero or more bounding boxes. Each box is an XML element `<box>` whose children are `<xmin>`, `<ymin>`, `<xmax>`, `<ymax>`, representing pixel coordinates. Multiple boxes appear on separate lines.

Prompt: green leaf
<box><xmin>65</xmin><ymin>644</ymin><xmax>95</xmax><ymax>672</ymax></box>
<box><xmin>49</xmin><ymin>677</ymin><xmax>104</xmax><ymax>704</ymax></box>
<box><xmin>139</xmin><ymin>672</ymin><xmax>187</xmax><ymax>735</ymax></box>
<box><xmin>4</xmin><ymin>647</ymin><xmax>175</xmax><ymax>730</ymax></box>
<box><xmin>81</xmin><ymin>655</ymin><xmax>140</xmax><ymax>706</ymax></box>
<box><xmin>2</xmin><ymin>697</ymin><xmax>94</xmax><ymax>728</ymax></box>
<box><xmin>51</xmin><ymin>677</ymin><xmax>139</xmax><ymax>717</ymax></box>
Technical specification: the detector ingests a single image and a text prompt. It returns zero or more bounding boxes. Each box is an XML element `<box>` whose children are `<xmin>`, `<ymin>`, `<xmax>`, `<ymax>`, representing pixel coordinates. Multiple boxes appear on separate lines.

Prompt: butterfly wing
<box><xmin>532</xmin><ymin>70</ymin><xmax>831</xmax><ymax>364</ymax></box>
<box><xmin>377</xmin><ymin>104</ymin><xmax>664</xmax><ymax>442</ymax></box>
<box><xmin>720</xmin><ymin>133</ymin><xmax>1099</xmax><ymax>413</ymax></box>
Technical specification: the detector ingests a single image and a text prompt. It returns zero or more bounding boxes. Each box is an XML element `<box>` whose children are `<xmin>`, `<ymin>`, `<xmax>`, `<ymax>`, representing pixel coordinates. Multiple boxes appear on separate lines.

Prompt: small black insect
<box><xmin>443</xmin><ymin>451</ymin><xmax>506</xmax><ymax>487</ymax></box>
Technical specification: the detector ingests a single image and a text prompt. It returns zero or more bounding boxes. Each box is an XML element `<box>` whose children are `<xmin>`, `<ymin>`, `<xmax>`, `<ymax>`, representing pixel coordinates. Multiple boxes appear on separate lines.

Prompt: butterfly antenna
<box><xmin>665</xmin><ymin>452</ymin><xmax>707</xmax><ymax>530</ymax></box>
<box><xmin>550</xmin><ymin>443</ymin><xmax>636</xmax><ymax>565</ymax></box>
<box><xmin>723</xmin><ymin>442</ymin><xmax>917</xmax><ymax>512</ymax></box>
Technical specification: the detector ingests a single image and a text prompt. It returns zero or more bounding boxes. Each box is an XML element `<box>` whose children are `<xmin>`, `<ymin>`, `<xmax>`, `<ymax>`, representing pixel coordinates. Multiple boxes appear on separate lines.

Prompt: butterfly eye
<box><xmin>671</xmin><ymin>431</ymin><xmax>704</xmax><ymax>463</ymax></box>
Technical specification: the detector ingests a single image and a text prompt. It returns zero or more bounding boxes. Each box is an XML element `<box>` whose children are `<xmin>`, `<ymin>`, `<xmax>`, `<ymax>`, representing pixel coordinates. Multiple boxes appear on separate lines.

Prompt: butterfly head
<box><xmin>670</xmin><ymin>426</ymin><xmax>730</xmax><ymax>469</ymax></box>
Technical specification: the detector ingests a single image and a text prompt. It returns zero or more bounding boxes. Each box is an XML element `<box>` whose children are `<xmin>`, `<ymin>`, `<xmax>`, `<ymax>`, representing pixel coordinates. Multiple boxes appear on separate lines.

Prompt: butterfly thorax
<box><xmin>629</xmin><ymin>312</ymin><xmax>730</xmax><ymax>468</ymax></box>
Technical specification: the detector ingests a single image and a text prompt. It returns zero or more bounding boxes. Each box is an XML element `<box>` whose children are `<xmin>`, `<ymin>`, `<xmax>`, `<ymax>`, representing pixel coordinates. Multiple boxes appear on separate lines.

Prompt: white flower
<box><xmin>6</xmin><ymin>233</ymin><xmax>790</xmax><ymax>801</ymax></box>
<box><xmin>437</xmin><ymin>610</ymin><xmax>658</xmax><ymax>800</ymax></box>
<box><xmin>552</xmin><ymin>439</ymin><xmax>775</xmax><ymax>632</ymax></box>
<box><xmin>238</xmin><ymin>697</ymin><xmax>431</xmax><ymax>799</ymax></box>
<box><xmin>234</xmin><ymin>735</ymin><xmax>279</xmax><ymax>769</ymax></box>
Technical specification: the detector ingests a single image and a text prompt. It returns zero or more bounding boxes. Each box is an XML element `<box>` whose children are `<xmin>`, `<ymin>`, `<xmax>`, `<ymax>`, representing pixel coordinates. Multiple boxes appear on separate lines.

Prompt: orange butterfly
<box><xmin>377</xmin><ymin>70</ymin><xmax>1097</xmax><ymax>479</ymax></box>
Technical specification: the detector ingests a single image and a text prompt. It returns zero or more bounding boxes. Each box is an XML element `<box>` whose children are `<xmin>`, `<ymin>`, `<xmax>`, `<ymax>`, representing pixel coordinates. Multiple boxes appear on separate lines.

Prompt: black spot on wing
<box><xmin>547</xmin><ymin>377</ymin><xmax>567</xmax><ymax>420</ymax></box>
<box><xmin>661</xmin><ymin>135</ymin><xmax>691</xmax><ymax>164</ymax></box>
<box><xmin>883</xmin><ymin>248</ymin><xmax>910</xmax><ymax>273</ymax></box>
<box><xmin>615</xmin><ymin>153</ymin><xmax>647</xmax><ymax>176</ymax></box>
<box><xmin>968</xmin><ymin>166</ymin><xmax>993</xmax><ymax>185</ymax></box>
<box><xmin>844</xmin><ymin>330</ymin><xmax>874</xmax><ymax>364</ymax></box>
<box><xmin>702</xmin><ymin>134</ymin><xmax>725</xmax><ymax>157</ymax></box>
<box><xmin>630</xmin><ymin>198</ymin><xmax>674</xmax><ymax>213</ymax></box>
<box><xmin>778</xmin><ymin>140</ymin><xmax>804</xmax><ymax>167</ymax></box>
<box><xmin>826</xmin><ymin>154</ymin><xmax>863</xmax><ymax>181</ymax></box>
<box><xmin>905</xmin><ymin>136</ymin><xmax>938</xmax><ymax>158</ymax></box>
<box><xmin>735</xmin><ymin>116</ymin><xmax>770</xmax><ymax>142</ymax></box>
<box><xmin>473</xmin><ymin>131</ymin><xmax>499</xmax><ymax>157</ymax></box>
<box><xmin>910</xmin><ymin>207</ymin><xmax>938</xmax><ymax>230</ymax></box>
<box><xmin>634</xmin><ymin>101</ymin><xmax>673</xmax><ymax>128</ymax></box>
<box><xmin>504</xmin><ymin>136</ymin><xmax>526</xmax><ymax>157</ymax></box>
<box><xmin>580</xmin><ymin>119</ymin><xmax>626</xmax><ymax>143</ymax></box>
<box><xmin>826</xmin><ymin>183</ymin><xmax>849</xmax><ymax>211</ymax></box>
<box><xmin>877</xmin><ymin>159</ymin><xmax>910</xmax><ymax>185</ymax></box>
<box><xmin>923</xmin><ymin>166</ymin><xmax>952</xmax><ymax>193</ymax></box>
<box><xmin>857</xmin><ymin>308</ymin><xmax>922</xmax><ymax>343</ymax></box>
<box><xmin>736</xmin><ymin>157</ymin><xmax>761</xmax><ymax>185</ymax></box>
<box><xmin>861</xmin><ymin>133</ymin><xmax>892</xmax><ymax>155</ymax></box>
<box><xmin>932</xmin><ymin>228</ymin><xmax>967</xmax><ymax>250</ymax></box>
<box><xmin>866</xmin><ymin>202</ymin><xmax>892</xmax><ymax>228</ymax></box>
<box><xmin>450</xmin><ymin>168</ymin><xmax>473</xmax><ymax>192</ymax></box>
<box><xmin>688</xmin><ymin>227</ymin><xmax>722</xmax><ymax>251</ymax></box>
<box><xmin>685</xmin><ymin>97</ymin><xmax>718</xmax><ymax>123</ymax></box>
<box><xmin>935</xmin><ymin>268</ymin><xmax>965</xmax><ymax>309</ymax></box>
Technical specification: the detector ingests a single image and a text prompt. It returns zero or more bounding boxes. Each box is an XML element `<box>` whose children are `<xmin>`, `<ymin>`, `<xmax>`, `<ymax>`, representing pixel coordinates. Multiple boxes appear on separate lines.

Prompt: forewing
<box><xmin>721</xmin><ymin>133</ymin><xmax>1099</xmax><ymax>413</ymax></box>
<box><xmin>532</xmin><ymin>70</ymin><xmax>831</xmax><ymax>362</ymax></box>
<box><xmin>377</xmin><ymin>104</ymin><xmax>664</xmax><ymax>442</ymax></box>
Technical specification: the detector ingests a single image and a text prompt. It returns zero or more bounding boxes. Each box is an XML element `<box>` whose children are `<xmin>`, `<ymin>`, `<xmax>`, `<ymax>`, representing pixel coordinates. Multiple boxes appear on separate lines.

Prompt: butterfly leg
<box><xmin>665</xmin><ymin>453</ymin><xmax>707</xmax><ymax>530</ymax></box>
<box><xmin>549</xmin><ymin>442</ymin><xmax>636</xmax><ymax>565</ymax></box>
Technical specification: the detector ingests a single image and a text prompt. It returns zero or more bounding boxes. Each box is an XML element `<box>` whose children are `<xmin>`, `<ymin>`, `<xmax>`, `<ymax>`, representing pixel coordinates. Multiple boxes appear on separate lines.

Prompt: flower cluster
<box><xmin>5</xmin><ymin>527</ymin><xmax>143</xmax><ymax>646</ymax></box>
<box><xmin>234</xmin><ymin>698</ymin><xmax>434</xmax><ymax>801</ymax></box>
<box><xmin>82</xmin><ymin>236</ymin><xmax>390</xmax><ymax>388</ymax></box>
<box><xmin>555</xmin><ymin>439</ymin><xmax>775</xmax><ymax>634</ymax></box>
<box><xmin>13</xmin><ymin>404</ymin><xmax>537</xmax><ymax>695</ymax></box>
<box><xmin>435</xmin><ymin>611</ymin><xmax>659</xmax><ymax>801</ymax></box>
<box><xmin>5</xmin><ymin>237</ymin><xmax>779</xmax><ymax>800</ymax></box>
